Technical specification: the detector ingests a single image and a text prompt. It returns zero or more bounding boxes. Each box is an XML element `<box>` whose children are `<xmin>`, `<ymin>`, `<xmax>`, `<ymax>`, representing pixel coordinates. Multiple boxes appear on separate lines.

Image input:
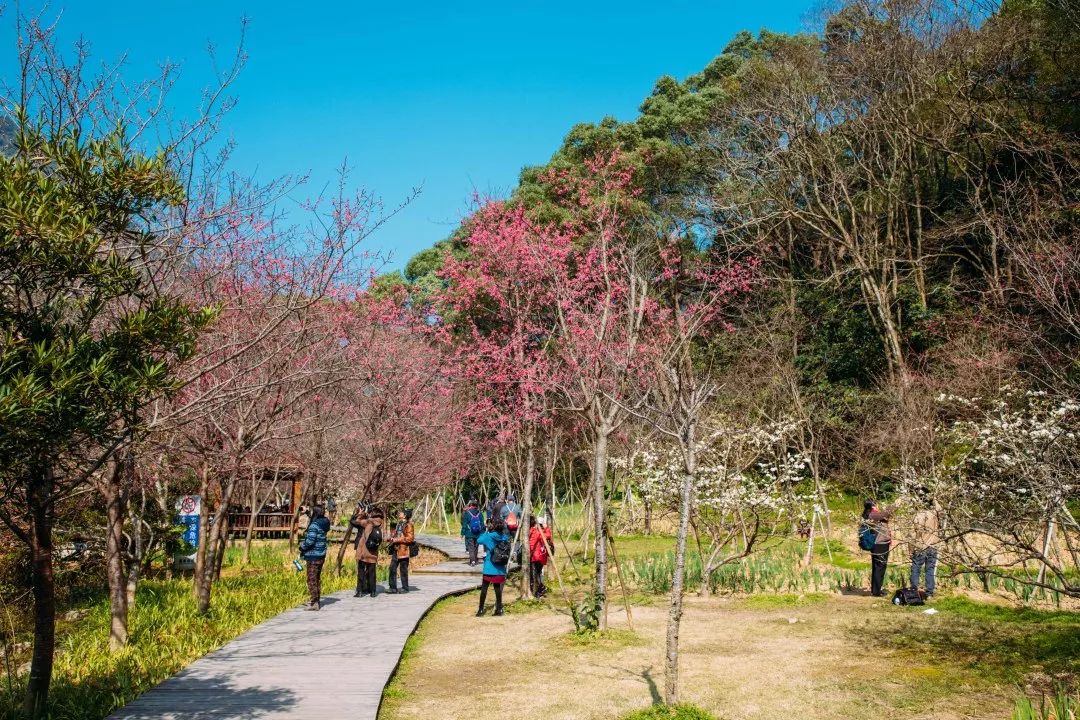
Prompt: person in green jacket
<box><xmin>460</xmin><ymin>498</ymin><xmax>485</xmax><ymax>566</ymax></box>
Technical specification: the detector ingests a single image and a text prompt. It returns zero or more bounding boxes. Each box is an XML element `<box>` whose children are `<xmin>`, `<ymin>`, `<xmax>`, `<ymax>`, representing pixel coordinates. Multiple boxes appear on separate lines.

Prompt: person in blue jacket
<box><xmin>298</xmin><ymin>505</ymin><xmax>331</xmax><ymax>610</ymax></box>
<box><xmin>476</xmin><ymin>518</ymin><xmax>512</xmax><ymax>617</ymax></box>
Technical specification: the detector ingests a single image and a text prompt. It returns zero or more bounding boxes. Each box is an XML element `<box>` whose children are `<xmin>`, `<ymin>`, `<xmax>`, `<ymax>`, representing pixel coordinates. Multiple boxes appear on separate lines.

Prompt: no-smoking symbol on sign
<box><xmin>179</xmin><ymin>496</ymin><xmax>198</xmax><ymax>515</ymax></box>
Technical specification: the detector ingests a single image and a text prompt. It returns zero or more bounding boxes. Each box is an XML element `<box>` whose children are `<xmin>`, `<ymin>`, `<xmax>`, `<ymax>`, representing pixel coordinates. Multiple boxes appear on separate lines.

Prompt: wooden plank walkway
<box><xmin>108</xmin><ymin>534</ymin><xmax>479</xmax><ymax>720</ymax></box>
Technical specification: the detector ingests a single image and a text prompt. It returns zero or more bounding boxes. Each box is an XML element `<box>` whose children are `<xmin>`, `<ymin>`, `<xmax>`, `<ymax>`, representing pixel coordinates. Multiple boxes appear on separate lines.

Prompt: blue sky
<box><xmin>5</xmin><ymin>1</ymin><xmax>815</xmax><ymax>271</ymax></box>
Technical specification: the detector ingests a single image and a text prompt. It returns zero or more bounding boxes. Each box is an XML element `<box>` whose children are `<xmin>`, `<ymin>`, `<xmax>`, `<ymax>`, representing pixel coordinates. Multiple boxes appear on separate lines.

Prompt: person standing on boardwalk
<box><xmin>528</xmin><ymin>515</ymin><xmax>553</xmax><ymax>598</ymax></box>
<box><xmin>299</xmin><ymin>505</ymin><xmax>331</xmax><ymax>610</ymax></box>
<box><xmin>352</xmin><ymin>506</ymin><xmax>383</xmax><ymax>598</ymax></box>
<box><xmin>461</xmin><ymin>498</ymin><xmax>485</xmax><ymax>566</ymax></box>
<box><xmin>864</xmin><ymin>499</ymin><xmax>895</xmax><ymax>597</ymax></box>
<box><xmin>909</xmin><ymin>490</ymin><xmax>940</xmax><ymax>598</ymax></box>
<box><xmin>476</xmin><ymin>518</ymin><xmax>512</xmax><ymax>616</ymax></box>
<box><xmin>388</xmin><ymin>508</ymin><xmax>415</xmax><ymax>593</ymax></box>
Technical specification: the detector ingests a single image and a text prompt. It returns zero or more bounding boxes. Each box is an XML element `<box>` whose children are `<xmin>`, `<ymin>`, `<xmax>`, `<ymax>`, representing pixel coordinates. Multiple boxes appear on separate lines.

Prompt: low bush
<box><xmin>620</xmin><ymin>704</ymin><xmax>720</xmax><ymax>720</ymax></box>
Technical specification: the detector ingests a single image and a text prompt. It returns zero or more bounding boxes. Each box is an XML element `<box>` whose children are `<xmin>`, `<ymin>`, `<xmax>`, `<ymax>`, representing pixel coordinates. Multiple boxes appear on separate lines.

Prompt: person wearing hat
<box><xmin>388</xmin><ymin>508</ymin><xmax>416</xmax><ymax>594</ymax></box>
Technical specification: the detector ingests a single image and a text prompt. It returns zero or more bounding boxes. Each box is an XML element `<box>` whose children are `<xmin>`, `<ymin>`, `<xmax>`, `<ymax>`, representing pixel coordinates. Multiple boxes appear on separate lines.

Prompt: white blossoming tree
<box><xmin>906</xmin><ymin>388</ymin><xmax>1080</xmax><ymax>597</ymax></box>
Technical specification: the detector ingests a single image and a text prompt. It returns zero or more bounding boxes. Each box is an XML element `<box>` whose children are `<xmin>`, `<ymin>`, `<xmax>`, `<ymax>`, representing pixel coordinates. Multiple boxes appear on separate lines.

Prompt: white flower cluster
<box><xmin>617</xmin><ymin>416</ymin><xmax>814</xmax><ymax>515</ymax></box>
<box><xmin>930</xmin><ymin>387</ymin><xmax>1080</xmax><ymax>517</ymax></box>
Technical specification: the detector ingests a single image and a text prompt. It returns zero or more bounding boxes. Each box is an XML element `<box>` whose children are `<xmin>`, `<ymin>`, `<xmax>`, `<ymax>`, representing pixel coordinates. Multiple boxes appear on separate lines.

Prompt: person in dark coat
<box><xmin>864</xmin><ymin>499</ymin><xmax>895</xmax><ymax>597</ymax></box>
<box><xmin>351</xmin><ymin>507</ymin><xmax>383</xmax><ymax>598</ymax></box>
<box><xmin>299</xmin><ymin>505</ymin><xmax>331</xmax><ymax>610</ymax></box>
<box><xmin>460</xmin><ymin>498</ymin><xmax>485</xmax><ymax>566</ymax></box>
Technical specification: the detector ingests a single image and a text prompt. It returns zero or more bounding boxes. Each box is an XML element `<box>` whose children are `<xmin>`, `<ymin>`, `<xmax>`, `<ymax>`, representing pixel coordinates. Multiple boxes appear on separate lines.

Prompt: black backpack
<box><xmin>892</xmin><ymin>587</ymin><xmax>925</xmax><ymax>606</ymax></box>
<box><xmin>491</xmin><ymin>537</ymin><xmax>512</xmax><ymax>566</ymax></box>
<box><xmin>365</xmin><ymin>525</ymin><xmax>382</xmax><ymax>553</ymax></box>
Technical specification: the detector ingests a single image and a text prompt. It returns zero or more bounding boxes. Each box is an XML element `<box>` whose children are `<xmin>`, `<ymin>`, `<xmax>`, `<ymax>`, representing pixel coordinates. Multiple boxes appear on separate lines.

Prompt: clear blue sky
<box><xmin>5</xmin><ymin>1</ymin><xmax>815</xmax><ymax>271</ymax></box>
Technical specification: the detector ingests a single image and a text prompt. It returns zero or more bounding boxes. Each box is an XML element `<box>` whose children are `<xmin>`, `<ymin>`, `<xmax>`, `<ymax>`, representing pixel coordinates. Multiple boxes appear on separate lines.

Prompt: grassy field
<box><xmin>394</xmin><ymin>501</ymin><xmax>1079</xmax><ymax>720</ymax></box>
<box><xmin>379</xmin><ymin>588</ymin><xmax>1080</xmax><ymax>720</ymax></box>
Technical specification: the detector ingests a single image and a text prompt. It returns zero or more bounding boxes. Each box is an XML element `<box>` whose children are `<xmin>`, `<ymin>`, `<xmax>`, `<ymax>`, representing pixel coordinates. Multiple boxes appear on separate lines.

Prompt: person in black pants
<box><xmin>388</xmin><ymin>509</ymin><xmax>415</xmax><ymax>594</ymax></box>
<box><xmin>864</xmin><ymin>499</ymin><xmax>895</xmax><ymax>597</ymax></box>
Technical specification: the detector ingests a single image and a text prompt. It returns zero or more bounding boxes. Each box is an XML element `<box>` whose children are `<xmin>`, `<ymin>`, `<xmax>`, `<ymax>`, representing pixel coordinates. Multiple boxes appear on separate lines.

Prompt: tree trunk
<box><xmin>592</xmin><ymin>424</ymin><xmax>611</xmax><ymax>629</ymax></box>
<box><xmin>193</xmin><ymin>464</ymin><xmax>209</xmax><ymax>599</ymax></box>
<box><xmin>1037</xmin><ymin>514</ymin><xmax>1057</xmax><ymax>586</ymax></box>
<box><xmin>520</xmin><ymin>430</ymin><xmax>537</xmax><ymax>599</ymax></box>
<box><xmin>103</xmin><ymin>460</ymin><xmax>129</xmax><ymax>651</ymax></box>
<box><xmin>664</xmin><ymin>425</ymin><xmax>696</xmax><ymax>707</ymax></box>
<box><xmin>197</xmin><ymin>462</ymin><xmax>240</xmax><ymax>615</ymax></box>
<box><xmin>24</xmin><ymin>473</ymin><xmax>56</xmax><ymax>719</ymax></box>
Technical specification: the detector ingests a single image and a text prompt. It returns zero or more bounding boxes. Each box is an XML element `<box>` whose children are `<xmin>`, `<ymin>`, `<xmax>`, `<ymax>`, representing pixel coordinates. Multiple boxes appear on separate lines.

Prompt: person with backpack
<box><xmin>528</xmin><ymin>516</ymin><xmax>553</xmax><ymax>598</ymax></box>
<box><xmin>461</xmin><ymin>499</ymin><xmax>485</xmax><ymax>566</ymax></box>
<box><xmin>861</xmin><ymin>499</ymin><xmax>895</xmax><ymax>597</ymax></box>
<box><xmin>298</xmin><ymin>505</ymin><xmax>331</xmax><ymax>610</ymax></box>
<box><xmin>351</xmin><ymin>506</ymin><xmax>383</xmax><ymax>598</ymax></box>
<box><xmin>500</xmin><ymin>494</ymin><xmax>522</xmax><ymax>526</ymax></box>
<box><xmin>909</xmin><ymin>489</ymin><xmax>940</xmax><ymax>598</ymax></box>
<box><xmin>388</xmin><ymin>508</ymin><xmax>416</xmax><ymax>593</ymax></box>
<box><xmin>476</xmin><ymin>518</ymin><xmax>512</xmax><ymax>616</ymax></box>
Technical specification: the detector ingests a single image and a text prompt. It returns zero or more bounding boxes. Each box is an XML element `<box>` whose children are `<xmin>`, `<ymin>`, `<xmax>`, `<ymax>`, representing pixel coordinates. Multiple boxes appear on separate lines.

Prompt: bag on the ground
<box><xmin>409</xmin><ymin>541</ymin><xmax>419</xmax><ymax>558</ymax></box>
<box><xmin>467</xmin><ymin>509</ymin><xmax>483</xmax><ymax>536</ymax></box>
<box><xmin>491</xmin><ymin>538</ymin><xmax>512</xmax><ymax>566</ymax></box>
<box><xmin>892</xmin><ymin>587</ymin><xmax>925</xmax><ymax>606</ymax></box>
<box><xmin>504</xmin><ymin>511</ymin><xmax>519</xmax><ymax>532</ymax></box>
<box><xmin>858</xmin><ymin>522</ymin><xmax>878</xmax><ymax>551</ymax></box>
<box><xmin>365</xmin><ymin>525</ymin><xmax>382</xmax><ymax>552</ymax></box>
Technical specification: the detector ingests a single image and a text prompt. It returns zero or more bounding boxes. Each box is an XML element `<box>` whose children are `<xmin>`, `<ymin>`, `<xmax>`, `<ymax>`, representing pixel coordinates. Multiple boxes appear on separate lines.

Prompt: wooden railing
<box><xmin>226</xmin><ymin>511</ymin><xmax>294</xmax><ymax>537</ymax></box>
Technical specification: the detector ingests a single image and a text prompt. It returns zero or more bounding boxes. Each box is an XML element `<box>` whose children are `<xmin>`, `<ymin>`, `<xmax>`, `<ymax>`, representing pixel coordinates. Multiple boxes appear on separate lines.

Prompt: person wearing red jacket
<box><xmin>528</xmin><ymin>516</ymin><xmax>554</xmax><ymax>598</ymax></box>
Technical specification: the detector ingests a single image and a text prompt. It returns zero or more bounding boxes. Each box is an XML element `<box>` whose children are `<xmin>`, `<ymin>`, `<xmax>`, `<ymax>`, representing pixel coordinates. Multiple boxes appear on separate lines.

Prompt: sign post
<box><xmin>174</xmin><ymin>495</ymin><xmax>201</xmax><ymax>571</ymax></box>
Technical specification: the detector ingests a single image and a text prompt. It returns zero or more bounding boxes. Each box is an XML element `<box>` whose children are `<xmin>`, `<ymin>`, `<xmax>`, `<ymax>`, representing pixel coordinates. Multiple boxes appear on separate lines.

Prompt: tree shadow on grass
<box><xmin>865</xmin><ymin>597</ymin><xmax>1080</xmax><ymax>684</ymax></box>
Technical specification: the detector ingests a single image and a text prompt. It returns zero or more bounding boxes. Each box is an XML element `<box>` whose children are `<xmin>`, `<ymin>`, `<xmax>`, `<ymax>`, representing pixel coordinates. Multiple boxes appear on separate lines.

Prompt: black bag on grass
<box><xmin>892</xmin><ymin>587</ymin><xmax>925</xmax><ymax>606</ymax></box>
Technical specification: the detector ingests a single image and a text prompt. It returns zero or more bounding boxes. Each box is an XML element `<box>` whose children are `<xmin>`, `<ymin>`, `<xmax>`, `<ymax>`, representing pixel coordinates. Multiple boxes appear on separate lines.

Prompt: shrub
<box><xmin>621</xmin><ymin>704</ymin><xmax>720</xmax><ymax>720</ymax></box>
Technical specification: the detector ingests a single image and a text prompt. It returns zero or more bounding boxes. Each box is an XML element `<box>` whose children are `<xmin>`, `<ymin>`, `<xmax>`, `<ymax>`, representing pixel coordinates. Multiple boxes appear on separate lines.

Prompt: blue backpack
<box><xmin>858</xmin><ymin>522</ymin><xmax>878</xmax><ymax>551</ymax></box>
<box><xmin>467</xmin><ymin>509</ymin><xmax>483</xmax><ymax>536</ymax></box>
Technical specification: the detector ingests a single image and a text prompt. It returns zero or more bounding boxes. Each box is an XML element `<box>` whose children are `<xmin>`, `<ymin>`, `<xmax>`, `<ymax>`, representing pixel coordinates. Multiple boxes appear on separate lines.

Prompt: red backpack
<box><xmin>505</xmin><ymin>510</ymin><xmax>519</xmax><ymax>532</ymax></box>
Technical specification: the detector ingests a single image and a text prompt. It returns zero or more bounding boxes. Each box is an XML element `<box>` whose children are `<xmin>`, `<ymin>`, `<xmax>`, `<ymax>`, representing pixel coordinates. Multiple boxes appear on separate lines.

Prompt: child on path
<box><xmin>461</xmin><ymin>498</ymin><xmax>485</xmax><ymax>566</ymax></box>
<box><xmin>299</xmin><ymin>505</ymin><xmax>331</xmax><ymax>610</ymax></box>
<box><xmin>351</xmin><ymin>506</ymin><xmax>383</xmax><ymax>598</ymax></box>
<box><xmin>528</xmin><ymin>516</ymin><xmax>553</xmax><ymax>598</ymax></box>
<box><xmin>389</xmin><ymin>508</ymin><xmax>415</xmax><ymax>593</ymax></box>
<box><xmin>476</xmin><ymin>518</ymin><xmax>512</xmax><ymax>616</ymax></box>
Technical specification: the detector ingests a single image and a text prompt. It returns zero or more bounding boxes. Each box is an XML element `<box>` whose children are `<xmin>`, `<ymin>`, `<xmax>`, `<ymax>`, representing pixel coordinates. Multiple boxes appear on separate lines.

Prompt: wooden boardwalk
<box><xmin>109</xmin><ymin>534</ymin><xmax>479</xmax><ymax>720</ymax></box>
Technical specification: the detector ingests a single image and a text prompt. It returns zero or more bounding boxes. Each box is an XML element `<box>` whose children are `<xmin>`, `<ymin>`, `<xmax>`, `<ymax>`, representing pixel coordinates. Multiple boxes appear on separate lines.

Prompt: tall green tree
<box><xmin>0</xmin><ymin>119</ymin><xmax>213</xmax><ymax>718</ymax></box>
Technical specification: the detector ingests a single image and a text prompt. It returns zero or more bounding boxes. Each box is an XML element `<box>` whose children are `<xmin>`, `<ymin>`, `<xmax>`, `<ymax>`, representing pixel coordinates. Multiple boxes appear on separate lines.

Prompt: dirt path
<box><xmin>380</xmin><ymin>593</ymin><xmax>1013</xmax><ymax>720</ymax></box>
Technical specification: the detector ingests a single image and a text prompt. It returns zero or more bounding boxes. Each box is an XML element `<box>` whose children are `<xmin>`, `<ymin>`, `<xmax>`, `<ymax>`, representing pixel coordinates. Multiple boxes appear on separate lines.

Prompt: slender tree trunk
<box><xmin>197</xmin><ymin>459</ymin><xmax>241</xmax><ymax>615</ymax></box>
<box><xmin>103</xmin><ymin>460</ymin><xmax>129</xmax><ymax>650</ymax></box>
<box><xmin>243</xmin><ymin>468</ymin><xmax>258</xmax><ymax>565</ymax></box>
<box><xmin>665</xmin><ymin>425</ymin><xmax>696</xmax><ymax>706</ymax></box>
<box><xmin>593</xmin><ymin>423</ymin><xmax>611</xmax><ymax>629</ymax></box>
<box><xmin>24</xmin><ymin>472</ymin><xmax>56</xmax><ymax>719</ymax></box>
<box><xmin>1037</xmin><ymin>514</ymin><xmax>1057</xmax><ymax>586</ymax></box>
<box><xmin>193</xmin><ymin>464</ymin><xmax>209</xmax><ymax>599</ymax></box>
<box><xmin>520</xmin><ymin>430</ymin><xmax>537</xmax><ymax>599</ymax></box>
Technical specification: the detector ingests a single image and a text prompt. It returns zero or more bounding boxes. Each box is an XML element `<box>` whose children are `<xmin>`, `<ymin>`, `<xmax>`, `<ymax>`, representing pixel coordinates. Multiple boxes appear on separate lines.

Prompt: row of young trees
<box><xmin>389</xmin><ymin>0</ymin><xmax>1079</xmax><ymax>706</ymax></box>
<box><xmin>0</xmin><ymin>16</ymin><xmax>475</xmax><ymax>717</ymax></box>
